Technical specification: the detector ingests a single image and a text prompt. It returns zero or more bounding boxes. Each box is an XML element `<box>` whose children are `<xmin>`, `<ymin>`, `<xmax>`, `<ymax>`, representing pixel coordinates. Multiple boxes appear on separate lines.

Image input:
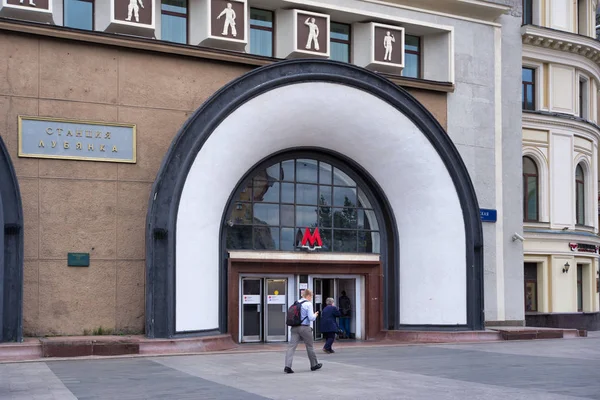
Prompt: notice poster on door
<box><xmin>243</xmin><ymin>295</ymin><xmax>261</xmax><ymax>304</ymax></box>
<box><xmin>299</xmin><ymin>283</ymin><xmax>308</xmax><ymax>290</ymax></box>
<box><xmin>315</xmin><ymin>294</ymin><xmax>322</xmax><ymax>304</ymax></box>
<box><xmin>267</xmin><ymin>295</ymin><xmax>286</xmax><ymax>304</ymax></box>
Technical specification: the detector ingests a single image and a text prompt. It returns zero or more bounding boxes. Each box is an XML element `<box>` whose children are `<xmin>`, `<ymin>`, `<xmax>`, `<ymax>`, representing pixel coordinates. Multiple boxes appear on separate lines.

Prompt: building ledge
<box><xmin>521</xmin><ymin>24</ymin><xmax>600</xmax><ymax>67</ymax></box>
<box><xmin>522</xmin><ymin>110</ymin><xmax>600</xmax><ymax>140</ymax></box>
<box><xmin>0</xmin><ymin>17</ymin><xmax>454</xmax><ymax>94</ymax></box>
<box><xmin>363</xmin><ymin>0</ymin><xmax>510</xmax><ymax>22</ymax></box>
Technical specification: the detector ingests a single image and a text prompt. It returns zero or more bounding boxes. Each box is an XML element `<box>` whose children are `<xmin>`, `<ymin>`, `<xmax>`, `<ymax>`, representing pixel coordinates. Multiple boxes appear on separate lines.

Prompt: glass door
<box><xmin>265</xmin><ymin>279</ymin><xmax>288</xmax><ymax>342</ymax></box>
<box><xmin>241</xmin><ymin>278</ymin><xmax>262</xmax><ymax>342</ymax></box>
<box><xmin>313</xmin><ymin>278</ymin><xmax>323</xmax><ymax>340</ymax></box>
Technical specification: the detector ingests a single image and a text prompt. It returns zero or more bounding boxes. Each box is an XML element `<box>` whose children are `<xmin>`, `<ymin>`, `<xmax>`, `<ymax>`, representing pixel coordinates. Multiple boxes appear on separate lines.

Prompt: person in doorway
<box><xmin>320</xmin><ymin>297</ymin><xmax>341</xmax><ymax>353</ymax></box>
<box><xmin>284</xmin><ymin>289</ymin><xmax>322</xmax><ymax>373</ymax></box>
<box><xmin>338</xmin><ymin>291</ymin><xmax>352</xmax><ymax>339</ymax></box>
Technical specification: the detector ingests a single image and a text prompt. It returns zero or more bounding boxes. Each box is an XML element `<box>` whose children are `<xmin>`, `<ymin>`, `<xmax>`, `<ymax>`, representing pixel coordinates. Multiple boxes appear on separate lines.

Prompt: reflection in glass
<box><xmin>330</xmin><ymin>23</ymin><xmax>350</xmax><ymax>63</ymax></box>
<box><xmin>161</xmin><ymin>13</ymin><xmax>187</xmax><ymax>43</ymax></box>
<box><xmin>254</xmin><ymin>203</ymin><xmax>279</xmax><ymax>225</ymax></box>
<box><xmin>333</xmin><ymin>208</ymin><xmax>357</xmax><ymax>229</ymax></box>
<box><xmin>230</xmin><ymin>202</ymin><xmax>252</xmax><ymax>225</ymax></box>
<box><xmin>281</xmin><ymin>183</ymin><xmax>294</xmax><ymax>203</ymax></box>
<box><xmin>281</xmin><ymin>204</ymin><xmax>294</xmax><ymax>226</ymax></box>
<box><xmin>253</xmin><ymin>179</ymin><xmax>279</xmax><ymax>202</ymax></box>
<box><xmin>334</xmin><ymin>230</ymin><xmax>357</xmax><ymax>252</ymax></box>
<box><xmin>297</xmin><ymin>159</ymin><xmax>318</xmax><ymax>183</ymax></box>
<box><xmin>296</xmin><ymin>206</ymin><xmax>318</xmax><ymax>227</ymax></box>
<box><xmin>318</xmin><ymin>206</ymin><xmax>332</xmax><ymax>228</ymax></box>
<box><xmin>319</xmin><ymin>186</ymin><xmax>332</xmax><ymax>206</ymax></box>
<box><xmin>334</xmin><ymin>186</ymin><xmax>356</xmax><ymax>207</ymax></box>
<box><xmin>254</xmin><ymin>227</ymin><xmax>279</xmax><ymax>250</ymax></box>
<box><xmin>282</xmin><ymin>160</ymin><xmax>295</xmax><ymax>181</ymax></box>
<box><xmin>226</xmin><ymin>226</ymin><xmax>253</xmax><ymax>249</ymax></box>
<box><xmin>280</xmin><ymin>227</ymin><xmax>295</xmax><ymax>250</ymax></box>
<box><xmin>297</xmin><ymin>184</ymin><xmax>318</xmax><ymax>205</ymax></box>
<box><xmin>333</xmin><ymin>167</ymin><xmax>355</xmax><ymax>186</ymax></box>
<box><xmin>64</xmin><ymin>0</ymin><xmax>93</xmax><ymax>30</ymax></box>
<box><xmin>224</xmin><ymin>157</ymin><xmax>381</xmax><ymax>253</ymax></box>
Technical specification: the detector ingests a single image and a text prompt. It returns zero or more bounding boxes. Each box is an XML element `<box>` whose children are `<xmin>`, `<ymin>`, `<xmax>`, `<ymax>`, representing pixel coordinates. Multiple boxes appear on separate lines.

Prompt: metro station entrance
<box><xmin>312</xmin><ymin>278</ymin><xmax>358</xmax><ymax>340</ymax></box>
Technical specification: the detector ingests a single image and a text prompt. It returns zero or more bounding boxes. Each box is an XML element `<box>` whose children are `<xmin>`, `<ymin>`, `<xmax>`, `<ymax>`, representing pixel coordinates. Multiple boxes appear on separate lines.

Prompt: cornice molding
<box><xmin>522</xmin><ymin>111</ymin><xmax>600</xmax><ymax>141</ymax></box>
<box><xmin>521</xmin><ymin>25</ymin><xmax>600</xmax><ymax>68</ymax></box>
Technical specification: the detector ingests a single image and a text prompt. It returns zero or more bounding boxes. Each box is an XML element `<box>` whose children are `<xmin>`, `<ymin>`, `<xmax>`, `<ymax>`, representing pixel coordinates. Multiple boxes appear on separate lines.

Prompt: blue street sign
<box><xmin>480</xmin><ymin>209</ymin><xmax>497</xmax><ymax>223</ymax></box>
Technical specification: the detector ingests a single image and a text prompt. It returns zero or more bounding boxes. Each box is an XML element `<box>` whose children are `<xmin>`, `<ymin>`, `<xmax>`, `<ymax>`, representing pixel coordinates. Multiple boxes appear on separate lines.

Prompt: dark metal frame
<box><xmin>522</xmin><ymin>67</ymin><xmax>536</xmax><ymax>111</ymax></box>
<box><xmin>224</xmin><ymin>154</ymin><xmax>382</xmax><ymax>253</ymax></box>
<box><xmin>524</xmin><ymin>262</ymin><xmax>538</xmax><ymax>312</ymax></box>
<box><xmin>330</xmin><ymin>22</ymin><xmax>351</xmax><ymax>63</ymax></box>
<box><xmin>160</xmin><ymin>0</ymin><xmax>188</xmax><ymax>45</ymax></box>
<box><xmin>63</xmin><ymin>0</ymin><xmax>95</xmax><ymax>31</ymax></box>
<box><xmin>522</xmin><ymin>156</ymin><xmax>539</xmax><ymax>222</ymax></box>
<box><xmin>522</xmin><ymin>0</ymin><xmax>533</xmax><ymax>25</ymax></box>
<box><xmin>577</xmin><ymin>264</ymin><xmax>583</xmax><ymax>312</ymax></box>
<box><xmin>249</xmin><ymin>8</ymin><xmax>274</xmax><ymax>58</ymax></box>
<box><xmin>0</xmin><ymin>135</ymin><xmax>24</xmax><ymax>343</ymax></box>
<box><xmin>145</xmin><ymin>59</ymin><xmax>484</xmax><ymax>338</ymax></box>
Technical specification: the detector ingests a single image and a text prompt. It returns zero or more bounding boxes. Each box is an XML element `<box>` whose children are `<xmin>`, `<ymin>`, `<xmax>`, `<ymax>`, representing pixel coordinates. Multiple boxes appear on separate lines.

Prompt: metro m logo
<box><xmin>301</xmin><ymin>227</ymin><xmax>322</xmax><ymax>251</ymax></box>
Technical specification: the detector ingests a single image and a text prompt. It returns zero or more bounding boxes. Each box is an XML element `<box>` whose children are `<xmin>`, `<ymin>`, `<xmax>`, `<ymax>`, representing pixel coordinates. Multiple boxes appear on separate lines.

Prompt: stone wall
<box><xmin>0</xmin><ymin>29</ymin><xmax>447</xmax><ymax>336</ymax></box>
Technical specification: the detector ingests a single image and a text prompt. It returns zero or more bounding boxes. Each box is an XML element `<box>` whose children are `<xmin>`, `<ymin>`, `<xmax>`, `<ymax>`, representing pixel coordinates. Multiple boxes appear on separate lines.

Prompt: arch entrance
<box><xmin>145</xmin><ymin>60</ymin><xmax>483</xmax><ymax>340</ymax></box>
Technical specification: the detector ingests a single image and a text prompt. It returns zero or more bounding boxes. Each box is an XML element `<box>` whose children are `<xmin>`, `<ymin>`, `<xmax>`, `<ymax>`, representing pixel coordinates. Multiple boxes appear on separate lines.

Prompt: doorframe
<box><xmin>308</xmin><ymin>274</ymin><xmax>364</xmax><ymax>340</ymax></box>
<box><xmin>228</xmin><ymin>257</ymin><xmax>382</xmax><ymax>344</ymax></box>
<box><xmin>238</xmin><ymin>274</ymin><xmax>294</xmax><ymax>343</ymax></box>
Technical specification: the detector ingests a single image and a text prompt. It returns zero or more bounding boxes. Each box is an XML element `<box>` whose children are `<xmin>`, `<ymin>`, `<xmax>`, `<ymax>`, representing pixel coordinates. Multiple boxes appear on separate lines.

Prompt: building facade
<box><xmin>0</xmin><ymin>0</ymin><xmax>523</xmax><ymax>342</ymax></box>
<box><xmin>521</xmin><ymin>0</ymin><xmax>600</xmax><ymax>330</ymax></box>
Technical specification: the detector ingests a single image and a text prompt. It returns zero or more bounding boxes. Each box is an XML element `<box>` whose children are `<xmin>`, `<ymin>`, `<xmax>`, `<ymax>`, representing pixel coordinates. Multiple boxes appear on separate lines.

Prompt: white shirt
<box><xmin>299</xmin><ymin>299</ymin><xmax>317</xmax><ymax>326</ymax></box>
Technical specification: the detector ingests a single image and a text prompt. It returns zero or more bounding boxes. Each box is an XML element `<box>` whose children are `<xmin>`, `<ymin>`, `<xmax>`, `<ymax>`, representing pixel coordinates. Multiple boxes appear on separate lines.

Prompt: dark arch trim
<box><xmin>145</xmin><ymin>59</ymin><xmax>484</xmax><ymax>338</ymax></box>
<box><xmin>0</xmin><ymin>135</ymin><xmax>24</xmax><ymax>343</ymax></box>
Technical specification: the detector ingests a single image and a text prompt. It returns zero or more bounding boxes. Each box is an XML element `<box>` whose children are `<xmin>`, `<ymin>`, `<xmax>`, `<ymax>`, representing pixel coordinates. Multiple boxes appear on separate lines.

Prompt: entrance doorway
<box><xmin>241</xmin><ymin>277</ymin><xmax>288</xmax><ymax>343</ymax></box>
<box><xmin>311</xmin><ymin>277</ymin><xmax>359</xmax><ymax>340</ymax></box>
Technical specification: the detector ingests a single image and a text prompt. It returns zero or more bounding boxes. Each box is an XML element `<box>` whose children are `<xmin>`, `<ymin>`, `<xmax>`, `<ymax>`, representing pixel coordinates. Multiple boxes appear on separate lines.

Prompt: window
<box><xmin>64</xmin><ymin>0</ymin><xmax>94</xmax><ymax>30</ymax></box>
<box><xmin>579</xmin><ymin>78</ymin><xmax>589</xmax><ymax>119</ymax></box>
<box><xmin>250</xmin><ymin>8</ymin><xmax>274</xmax><ymax>57</ymax></box>
<box><xmin>576</xmin><ymin>164</ymin><xmax>585</xmax><ymax>225</ymax></box>
<box><xmin>225</xmin><ymin>157</ymin><xmax>381</xmax><ymax>253</ymax></box>
<box><xmin>522</xmin><ymin>67</ymin><xmax>535</xmax><ymax>110</ymax></box>
<box><xmin>161</xmin><ymin>0</ymin><xmax>187</xmax><ymax>44</ymax></box>
<box><xmin>523</xmin><ymin>156</ymin><xmax>539</xmax><ymax>222</ymax></box>
<box><xmin>403</xmin><ymin>35</ymin><xmax>420</xmax><ymax>79</ymax></box>
<box><xmin>524</xmin><ymin>263</ymin><xmax>538</xmax><ymax>312</ymax></box>
<box><xmin>330</xmin><ymin>22</ymin><xmax>350</xmax><ymax>63</ymax></box>
<box><xmin>523</xmin><ymin>0</ymin><xmax>533</xmax><ymax>25</ymax></box>
<box><xmin>577</xmin><ymin>264</ymin><xmax>583</xmax><ymax>312</ymax></box>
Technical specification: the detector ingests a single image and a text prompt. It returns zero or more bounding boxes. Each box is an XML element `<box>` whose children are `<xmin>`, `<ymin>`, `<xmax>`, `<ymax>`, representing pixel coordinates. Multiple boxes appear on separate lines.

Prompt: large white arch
<box><xmin>175</xmin><ymin>82</ymin><xmax>466</xmax><ymax>332</ymax></box>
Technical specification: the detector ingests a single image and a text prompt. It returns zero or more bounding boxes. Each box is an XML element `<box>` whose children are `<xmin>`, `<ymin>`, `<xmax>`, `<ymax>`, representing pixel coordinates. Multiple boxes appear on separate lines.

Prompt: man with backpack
<box><xmin>284</xmin><ymin>289</ymin><xmax>322</xmax><ymax>373</ymax></box>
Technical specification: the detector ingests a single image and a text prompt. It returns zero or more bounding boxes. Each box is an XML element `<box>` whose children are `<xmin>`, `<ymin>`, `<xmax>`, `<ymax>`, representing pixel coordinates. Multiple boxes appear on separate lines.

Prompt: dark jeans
<box><xmin>339</xmin><ymin>317</ymin><xmax>351</xmax><ymax>337</ymax></box>
<box><xmin>323</xmin><ymin>332</ymin><xmax>336</xmax><ymax>351</ymax></box>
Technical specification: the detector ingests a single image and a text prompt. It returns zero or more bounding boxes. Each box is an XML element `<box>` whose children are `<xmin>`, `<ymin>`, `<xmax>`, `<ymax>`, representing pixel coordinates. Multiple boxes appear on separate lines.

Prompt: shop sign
<box><xmin>18</xmin><ymin>116</ymin><xmax>136</xmax><ymax>163</ymax></box>
<box><xmin>569</xmin><ymin>243</ymin><xmax>599</xmax><ymax>253</ymax></box>
<box><xmin>67</xmin><ymin>252</ymin><xmax>89</xmax><ymax>267</ymax></box>
<box><xmin>301</xmin><ymin>227</ymin><xmax>322</xmax><ymax>251</ymax></box>
<box><xmin>480</xmin><ymin>209</ymin><xmax>497</xmax><ymax>223</ymax></box>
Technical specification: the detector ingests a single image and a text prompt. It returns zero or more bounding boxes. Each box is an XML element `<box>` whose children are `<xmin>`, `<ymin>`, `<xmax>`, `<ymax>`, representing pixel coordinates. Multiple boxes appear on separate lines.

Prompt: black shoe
<box><xmin>284</xmin><ymin>367</ymin><xmax>294</xmax><ymax>374</ymax></box>
<box><xmin>311</xmin><ymin>363</ymin><xmax>323</xmax><ymax>371</ymax></box>
<box><xmin>329</xmin><ymin>349</ymin><xmax>335</xmax><ymax>353</ymax></box>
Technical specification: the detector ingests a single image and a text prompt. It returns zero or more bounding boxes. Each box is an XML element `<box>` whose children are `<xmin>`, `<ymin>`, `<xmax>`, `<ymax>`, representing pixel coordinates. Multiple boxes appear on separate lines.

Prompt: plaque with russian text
<box><xmin>18</xmin><ymin>116</ymin><xmax>136</xmax><ymax>163</ymax></box>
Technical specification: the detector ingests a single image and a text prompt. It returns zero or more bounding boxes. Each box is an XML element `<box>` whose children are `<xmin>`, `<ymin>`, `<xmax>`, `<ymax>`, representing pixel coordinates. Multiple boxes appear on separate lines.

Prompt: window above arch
<box><xmin>225</xmin><ymin>157</ymin><xmax>381</xmax><ymax>253</ymax></box>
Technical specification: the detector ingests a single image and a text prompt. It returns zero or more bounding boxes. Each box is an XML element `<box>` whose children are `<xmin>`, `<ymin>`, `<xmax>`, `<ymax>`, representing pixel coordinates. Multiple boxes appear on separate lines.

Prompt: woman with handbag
<box><xmin>320</xmin><ymin>297</ymin><xmax>341</xmax><ymax>354</ymax></box>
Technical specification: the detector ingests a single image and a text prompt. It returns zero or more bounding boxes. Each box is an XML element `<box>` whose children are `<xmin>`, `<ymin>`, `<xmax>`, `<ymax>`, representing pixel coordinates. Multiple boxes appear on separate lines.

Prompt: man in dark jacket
<box><xmin>320</xmin><ymin>297</ymin><xmax>341</xmax><ymax>353</ymax></box>
<box><xmin>338</xmin><ymin>291</ymin><xmax>352</xmax><ymax>339</ymax></box>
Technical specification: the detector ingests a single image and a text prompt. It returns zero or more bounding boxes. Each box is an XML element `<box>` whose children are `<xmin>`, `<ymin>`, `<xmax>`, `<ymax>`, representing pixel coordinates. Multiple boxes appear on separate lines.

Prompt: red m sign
<box><xmin>301</xmin><ymin>227</ymin><xmax>322</xmax><ymax>250</ymax></box>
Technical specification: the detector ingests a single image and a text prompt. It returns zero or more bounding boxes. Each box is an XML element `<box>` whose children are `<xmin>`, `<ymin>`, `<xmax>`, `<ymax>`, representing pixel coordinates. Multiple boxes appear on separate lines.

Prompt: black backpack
<box><xmin>286</xmin><ymin>300</ymin><xmax>307</xmax><ymax>326</ymax></box>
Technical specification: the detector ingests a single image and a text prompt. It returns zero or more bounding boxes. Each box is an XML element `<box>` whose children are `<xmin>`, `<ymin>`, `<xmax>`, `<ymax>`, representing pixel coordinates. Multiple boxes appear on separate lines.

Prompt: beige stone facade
<box><xmin>0</xmin><ymin>28</ymin><xmax>447</xmax><ymax>336</ymax></box>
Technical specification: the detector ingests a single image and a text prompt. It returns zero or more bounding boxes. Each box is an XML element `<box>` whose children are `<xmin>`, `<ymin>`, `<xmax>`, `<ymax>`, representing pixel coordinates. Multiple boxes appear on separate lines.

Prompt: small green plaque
<box><xmin>68</xmin><ymin>253</ymin><xmax>90</xmax><ymax>267</ymax></box>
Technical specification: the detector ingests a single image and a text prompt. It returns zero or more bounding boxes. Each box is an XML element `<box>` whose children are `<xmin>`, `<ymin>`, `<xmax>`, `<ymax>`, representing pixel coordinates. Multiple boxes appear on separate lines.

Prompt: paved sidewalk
<box><xmin>1</xmin><ymin>336</ymin><xmax>599</xmax><ymax>399</ymax></box>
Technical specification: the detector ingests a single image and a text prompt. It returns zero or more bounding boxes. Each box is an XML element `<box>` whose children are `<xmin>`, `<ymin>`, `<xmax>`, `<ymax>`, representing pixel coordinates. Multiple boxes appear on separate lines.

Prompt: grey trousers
<box><xmin>285</xmin><ymin>325</ymin><xmax>318</xmax><ymax>368</ymax></box>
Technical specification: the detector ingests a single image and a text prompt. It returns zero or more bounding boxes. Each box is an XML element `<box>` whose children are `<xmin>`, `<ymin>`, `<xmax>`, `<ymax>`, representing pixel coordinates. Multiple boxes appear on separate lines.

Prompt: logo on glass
<box><xmin>301</xmin><ymin>227</ymin><xmax>322</xmax><ymax>251</ymax></box>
